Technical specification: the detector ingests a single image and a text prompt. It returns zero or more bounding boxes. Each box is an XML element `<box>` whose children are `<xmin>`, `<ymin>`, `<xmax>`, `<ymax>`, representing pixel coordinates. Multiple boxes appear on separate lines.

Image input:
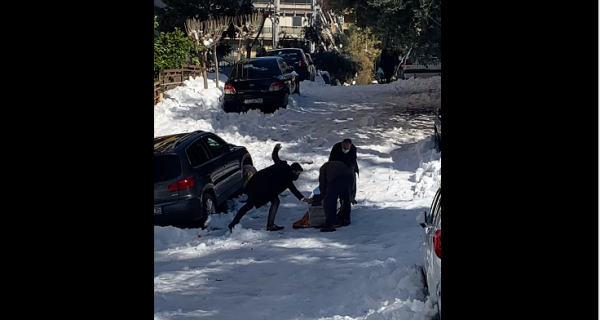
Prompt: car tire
<box><xmin>202</xmin><ymin>192</ymin><xmax>216</xmax><ymax>220</ymax></box>
<box><xmin>185</xmin><ymin>194</ymin><xmax>214</xmax><ymax>229</ymax></box>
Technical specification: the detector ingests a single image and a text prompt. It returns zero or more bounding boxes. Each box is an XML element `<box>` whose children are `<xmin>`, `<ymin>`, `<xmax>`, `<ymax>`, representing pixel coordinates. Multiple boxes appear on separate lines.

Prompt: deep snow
<box><xmin>154</xmin><ymin>73</ymin><xmax>441</xmax><ymax>320</ymax></box>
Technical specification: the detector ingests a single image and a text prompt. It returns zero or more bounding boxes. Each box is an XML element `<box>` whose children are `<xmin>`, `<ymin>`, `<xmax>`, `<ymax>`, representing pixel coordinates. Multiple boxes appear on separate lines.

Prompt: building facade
<box><xmin>221</xmin><ymin>0</ymin><xmax>317</xmax><ymax>59</ymax></box>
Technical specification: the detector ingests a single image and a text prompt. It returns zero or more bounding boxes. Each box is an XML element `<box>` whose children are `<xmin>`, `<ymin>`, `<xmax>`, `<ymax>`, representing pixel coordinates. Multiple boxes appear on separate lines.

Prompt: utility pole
<box><xmin>272</xmin><ymin>0</ymin><xmax>279</xmax><ymax>49</ymax></box>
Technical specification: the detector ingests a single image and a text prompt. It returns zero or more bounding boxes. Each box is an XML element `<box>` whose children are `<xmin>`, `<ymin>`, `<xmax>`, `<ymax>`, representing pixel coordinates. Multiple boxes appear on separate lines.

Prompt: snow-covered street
<box><xmin>154</xmin><ymin>74</ymin><xmax>442</xmax><ymax>320</ymax></box>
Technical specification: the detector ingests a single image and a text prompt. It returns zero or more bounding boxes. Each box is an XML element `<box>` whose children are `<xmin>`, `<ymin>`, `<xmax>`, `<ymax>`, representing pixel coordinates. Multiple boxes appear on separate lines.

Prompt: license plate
<box><xmin>243</xmin><ymin>98</ymin><xmax>263</xmax><ymax>104</ymax></box>
<box><xmin>154</xmin><ymin>206</ymin><xmax>162</xmax><ymax>215</ymax></box>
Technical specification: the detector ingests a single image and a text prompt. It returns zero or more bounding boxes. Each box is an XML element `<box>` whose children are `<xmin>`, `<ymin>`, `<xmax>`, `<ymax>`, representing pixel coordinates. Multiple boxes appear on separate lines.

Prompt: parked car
<box><xmin>154</xmin><ymin>131</ymin><xmax>253</xmax><ymax>228</ymax></box>
<box><xmin>398</xmin><ymin>48</ymin><xmax>441</xmax><ymax>80</ymax></box>
<box><xmin>416</xmin><ymin>187</ymin><xmax>441</xmax><ymax>318</ymax></box>
<box><xmin>222</xmin><ymin>57</ymin><xmax>298</xmax><ymax>113</ymax></box>
<box><xmin>264</xmin><ymin>48</ymin><xmax>316</xmax><ymax>87</ymax></box>
<box><xmin>434</xmin><ymin>106</ymin><xmax>441</xmax><ymax>152</ymax></box>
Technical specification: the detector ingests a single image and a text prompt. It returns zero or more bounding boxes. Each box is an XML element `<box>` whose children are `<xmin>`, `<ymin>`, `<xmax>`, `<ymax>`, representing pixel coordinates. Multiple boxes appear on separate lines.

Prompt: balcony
<box><xmin>247</xmin><ymin>26</ymin><xmax>304</xmax><ymax>40</ymax></box>
<box><xmin>253</xmin><ymin>0</ymin><xmax>312</xmax><ymax>9</ymax></box>
<box><xmin>280</xmin><ymin>26</ymin><xmax>304</xmax><ymax>36</ymax></box>
<box><xmin>253</xmin><ymin>0</ymin><xmax>311</xmax><ymax>4</ymax></box>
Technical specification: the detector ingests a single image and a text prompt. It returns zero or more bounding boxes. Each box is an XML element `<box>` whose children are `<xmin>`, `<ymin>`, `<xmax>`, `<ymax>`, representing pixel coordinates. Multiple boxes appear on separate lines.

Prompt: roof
<box><xmin>267</xmin><ymin>48</ymin><xmax>304</xmax><ymax>52</ymax></box>
<box><xmin>236</xmin><ymin>56</ymin><xmax>282</xmax><ymax>64</ymax></box>
<box><xmin>153</xmin><ymin>131</ymin><xmax>205</xmax><ymax>153</ymax></box>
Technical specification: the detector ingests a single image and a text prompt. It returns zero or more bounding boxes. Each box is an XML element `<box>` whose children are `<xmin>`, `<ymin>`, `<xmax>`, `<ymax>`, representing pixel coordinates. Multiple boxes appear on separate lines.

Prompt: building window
<box><xmin>292</xmin><ymin>16</ymin><xmax>303</xmax><ymax>27</ymax></box>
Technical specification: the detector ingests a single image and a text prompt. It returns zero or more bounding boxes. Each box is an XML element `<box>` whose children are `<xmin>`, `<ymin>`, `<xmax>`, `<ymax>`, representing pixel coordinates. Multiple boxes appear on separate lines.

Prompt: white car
<box><xmin>416</xmin><ymin>187</ymin><xmax>441</xmax><ymax>318</ymax></box>
<box><xmin>398</xmin><ymin>48</ymin><xmax>441</xmax><ymax>80</ymax></box>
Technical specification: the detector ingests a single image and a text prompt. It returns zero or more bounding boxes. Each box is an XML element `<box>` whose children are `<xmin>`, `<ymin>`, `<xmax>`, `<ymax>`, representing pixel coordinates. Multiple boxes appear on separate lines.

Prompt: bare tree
<box><xmin>233</xmin><ymin>14</ymin><xmax>249</xmax><ymax>61</ymax></box>
<box><xmin>206</xmin><ymin>16</ymin><xmax>232</xmax><ymax>87</ymax></box>
<box><xmin>185</xmin><ymin>18</ymin><xmax>210</xmax><ymax>89</ymax></box>
<box><xmin>247</xmin><ymin>11</ymin><xmax>271</xmax><ymax>59</ymax></box>
<box><xmin>233</xmin><ymin>12</ymin><xmax>265</xmax><ymax>61</ymax></box>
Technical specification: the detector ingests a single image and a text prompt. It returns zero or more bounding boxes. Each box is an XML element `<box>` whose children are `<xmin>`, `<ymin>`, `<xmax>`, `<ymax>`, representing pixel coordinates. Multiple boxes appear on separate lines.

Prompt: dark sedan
<box><xmin>222</xmin><ymin>57</ymin><xmax>298</xmax><ymax>113</ymax></box>
<box><xmin>154</xmin><ymin>130</ymin><xmax>253</xmax><ymax>228</ymax></box>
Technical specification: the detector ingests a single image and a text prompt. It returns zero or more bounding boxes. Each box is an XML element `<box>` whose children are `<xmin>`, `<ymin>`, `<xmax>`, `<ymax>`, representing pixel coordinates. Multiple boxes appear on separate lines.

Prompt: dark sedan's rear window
<box><xmin>230</xmin><ymin>60</ymin><xmax>281</xmax><ymax>79</ymax></box>
<box><xmin>154</xmin><ymin>155</ymin><xmax>181</xmax><ymax>183</ymax></box>
<box><xmin>265</xmin><ymin>50</ymin><xmax>303</xmax><ymax>63</ymax></box>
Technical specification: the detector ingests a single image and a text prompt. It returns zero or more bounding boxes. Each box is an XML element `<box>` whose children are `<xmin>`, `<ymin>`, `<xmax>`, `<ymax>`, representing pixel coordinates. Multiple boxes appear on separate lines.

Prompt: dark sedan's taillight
<box><xmin>269</xmin><ymin>81</ymin><xmax>283</xmax><ymax>91</ymax></box>
<box><xmin>224</xmin><ymin>84</ymin><xmax>236</xmax><ymax>94</ymax></box>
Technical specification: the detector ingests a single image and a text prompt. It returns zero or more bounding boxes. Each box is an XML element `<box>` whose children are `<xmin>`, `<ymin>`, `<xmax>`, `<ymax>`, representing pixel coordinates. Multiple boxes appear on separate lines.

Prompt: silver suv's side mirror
<box><xmin>416</xmin><ymin>211</ymin><xmax>427</xmax><ymax>228</ymax></box>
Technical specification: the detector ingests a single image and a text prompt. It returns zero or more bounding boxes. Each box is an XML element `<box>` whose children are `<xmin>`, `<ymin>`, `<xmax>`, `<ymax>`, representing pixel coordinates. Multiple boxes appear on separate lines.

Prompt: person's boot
<box><xmin>320</xmin><ymin>226</ymin><xmax>336</xmax><ymax>232</ymax></box>
<box><xmin>334</xmin><ymin>220</ymin><xmax>351</xmax><ymax>227</ymax></box>
<box><xmin>266</xmin><ymin>224</ymin><xmax>284</xmax><ymax>231</ymax></box>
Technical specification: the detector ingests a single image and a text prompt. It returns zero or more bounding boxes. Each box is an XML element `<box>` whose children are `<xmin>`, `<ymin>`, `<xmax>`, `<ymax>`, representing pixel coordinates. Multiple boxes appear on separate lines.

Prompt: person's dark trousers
<box><xmin>323</xmin><ymin>176</ymin><xmax>353</xmax><ymax>228</ymax></box>
<box><xmin>266</xmin><ymin>195</ymin><xmax>281</xmax><ymax>226</ymax></box>
<box><xmin>338</xmin><ymin>195</ymin><xmax>351</xmax><ymax>223</ymax></box>
<box><xmin>230</xmin><ymin>199</ymin><xmax>256</xmax><ymax>229</ymax></box>
<box><xmin>351</xmin><ymin>172</ymin><xmax>357</xmax><ymax>202</ymax></box>
<box><xmin>384</xmin><ymin>68</ymin><xmax>393</xmax><ymax>83</ymax></box>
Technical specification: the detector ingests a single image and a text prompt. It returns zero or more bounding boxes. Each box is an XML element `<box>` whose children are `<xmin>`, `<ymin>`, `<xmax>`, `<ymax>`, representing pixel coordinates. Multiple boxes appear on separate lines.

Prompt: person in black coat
<box><xmin>380</xmin><ymin>48</ymin><xmax>397</xmax><ymax>83</ymax></box>
<box><xmin>228</xmin><ymin>143</ymin><xmax>311</xmax><ymax>232</ymax></box>
<box><xmin>329</xmin><ymin>138</ymin><xmax>359</xmax><ymax>204</ymax></box>
<box><xmin>318</xmin><ymin>161</ymin><xmax>354</xmax><ymax>232</ymax></box>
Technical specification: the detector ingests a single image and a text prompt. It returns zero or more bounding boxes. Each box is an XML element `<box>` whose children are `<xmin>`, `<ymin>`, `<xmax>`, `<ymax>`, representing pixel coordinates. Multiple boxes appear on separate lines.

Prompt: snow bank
<box><xmin>154</xmin><ymin>226</ymin><xmax>198</xmax><ymax>251</ymax></box>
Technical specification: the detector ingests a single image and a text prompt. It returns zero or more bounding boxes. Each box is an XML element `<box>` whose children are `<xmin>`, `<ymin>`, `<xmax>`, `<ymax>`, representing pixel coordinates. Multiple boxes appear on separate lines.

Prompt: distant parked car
<box><xmin>416</xmin><ymin>187</ymin><xmax>441</xmax><ymax>318</ymax></box>
<box><xmin>154</xmin><ymin>130</ymin><xmax>253</xmax><ymax>228</ymax></box>
<box><xmin>398</xmin><ymin>48</ymin><xmax>441</xmax><ymax>80</ymax></box>
<box><xmin>222</xmin><ymin>57</ymin><xmax>298</xmax><ymax>113</ymax></box>
<box><xmin>434</xmin><ymin>106</ymin><xmax>441</xmax><ymax>152</ymax></box>
<box><xmin>264</xmin><ymin>48</ymin><xmax>316</xmax><ymax>88</ymax></box>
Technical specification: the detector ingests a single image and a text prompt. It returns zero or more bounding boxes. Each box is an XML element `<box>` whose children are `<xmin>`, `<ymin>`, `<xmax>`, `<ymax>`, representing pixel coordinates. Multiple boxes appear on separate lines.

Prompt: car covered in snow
<box><xmin>222</xmin><ymin>57</ymin><xmax>298</xmax><ymax>113</ymax></box>
<box><xmin>154</xmin><ymin>130</ymin><xmax>253</xmax><ymax>228</ymax></box>
<box><xmin>416</xmin><ymin>187</ymin><xmax>441</xmax><ymax>318</ymax></box>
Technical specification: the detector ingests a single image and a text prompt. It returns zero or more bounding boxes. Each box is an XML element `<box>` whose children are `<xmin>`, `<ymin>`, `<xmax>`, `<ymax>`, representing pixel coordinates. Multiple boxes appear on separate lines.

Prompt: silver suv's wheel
<box><xmin>204</xmin><ymin>193</ymin><xmax>216</xmax><ymax>217</ymax></box>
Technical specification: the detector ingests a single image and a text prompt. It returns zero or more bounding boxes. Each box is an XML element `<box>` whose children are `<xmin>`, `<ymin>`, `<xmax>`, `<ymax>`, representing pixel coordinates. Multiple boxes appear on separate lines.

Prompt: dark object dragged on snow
<box><xmin>223</xmin><ymin>57</ymin><xmax>298</xmax><ymax>113</ymax></box>
<box><xmin>292</xmin><ymin>193</ymin><xmax>343</xmax><ymax>229</ymax></box>
<box><xmin>154</xmin><ymin>130</ymin><xmax>253</xmax><ymax>228</ymax></box>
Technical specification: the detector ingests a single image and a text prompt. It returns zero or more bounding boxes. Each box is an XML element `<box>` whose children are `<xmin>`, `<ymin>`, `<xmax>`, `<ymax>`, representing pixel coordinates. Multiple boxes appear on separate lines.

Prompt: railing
<box><xmin>280</xmin><ymin>26</ymin><xmax>304</xmax><ymax>36</ymax></box>
<box><xmin>256</xmin><ymin>26</ymin><xmax>304</xmax><ymax>39</ymax></box>
<box><xmin>158</xmin><ymin>64</ymin><xmax>202</xmax><ymax>91</ymax></box>
<box><xmin>155</xmin><ymin>64</ymin><xmax>202</xmax><ymax>104</ymax></box>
